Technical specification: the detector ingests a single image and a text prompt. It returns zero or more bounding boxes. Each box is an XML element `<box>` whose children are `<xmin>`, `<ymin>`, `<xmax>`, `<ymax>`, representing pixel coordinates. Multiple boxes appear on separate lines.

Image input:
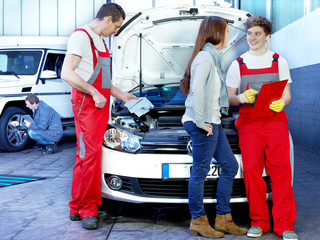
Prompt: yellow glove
<box><xmin>237</xmin><ymin>89</ymin><xmax>258</xmax><ymax>104</ymax></box>
<box><xmin>269</xmin><ymin>99</ymin><xmax>285</xmax><ymax>112</ymax></box>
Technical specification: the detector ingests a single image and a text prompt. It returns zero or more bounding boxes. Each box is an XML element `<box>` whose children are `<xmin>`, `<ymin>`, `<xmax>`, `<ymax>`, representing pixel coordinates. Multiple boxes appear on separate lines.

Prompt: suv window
<box><xmin>0</xmin><ymin>50</ymin><xmax>42</xmax><ymax>75</ymax></box>
<box><xmin>43</xmin><ymin>53</ymin><xmax>65</xmax><ymax>78</ymax></box>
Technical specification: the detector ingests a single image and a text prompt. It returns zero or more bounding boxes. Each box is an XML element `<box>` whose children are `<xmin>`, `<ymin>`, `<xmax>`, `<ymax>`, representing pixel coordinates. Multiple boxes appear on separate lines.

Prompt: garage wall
<box><xmin>286</xmin><ymin>63</ymin><xmax>320</xmax><ymax>150</ymax></box>
<box><xmin>0</xmin><ymin>0</ymin><xmax>234</xmax><ymax>37</ymax></box>
<box><xmin>271</xmin><ymin>8</ymin><xmax>320</xmax><ymax>151</ymax></box>
<box><xmin>0</xmin><ymin>0</ymin><xmax>105</xmax><ymax>36</ymax></box>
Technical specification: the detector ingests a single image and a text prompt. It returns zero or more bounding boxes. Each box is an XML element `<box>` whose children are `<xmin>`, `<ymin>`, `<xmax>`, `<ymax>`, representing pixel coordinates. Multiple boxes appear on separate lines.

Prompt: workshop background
<box><xmin>0</xmin><ymin>0</ymin><xmax>319</xmax><ymax>151</ymax></box>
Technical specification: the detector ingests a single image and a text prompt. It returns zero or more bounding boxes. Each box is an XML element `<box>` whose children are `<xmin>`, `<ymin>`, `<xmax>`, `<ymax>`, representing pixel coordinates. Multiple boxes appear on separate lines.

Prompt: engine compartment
<box><xmin>110</xmin><ymin>95</ymin><xmax>240</xmax><ymax>154</ymax></box>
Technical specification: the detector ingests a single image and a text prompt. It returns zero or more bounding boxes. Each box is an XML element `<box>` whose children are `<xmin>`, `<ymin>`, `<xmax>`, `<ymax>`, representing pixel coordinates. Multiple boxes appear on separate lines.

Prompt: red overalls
<box><xmin>236</xmin><ymin>54</ymin><xmax>296</xmax><ymax>236</ymax></box>
<box><xmin>69</xmin><ymin>29</ymin><xmax>111</xmax><ymax>219</ymax></box>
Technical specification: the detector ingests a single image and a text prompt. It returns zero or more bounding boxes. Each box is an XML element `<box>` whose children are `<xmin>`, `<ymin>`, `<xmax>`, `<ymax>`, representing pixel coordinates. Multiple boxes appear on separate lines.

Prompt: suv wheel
<box><xmin>0</xmin><ymin>107</ymin><xmax>30</xmax><ymax>151</ymax></box>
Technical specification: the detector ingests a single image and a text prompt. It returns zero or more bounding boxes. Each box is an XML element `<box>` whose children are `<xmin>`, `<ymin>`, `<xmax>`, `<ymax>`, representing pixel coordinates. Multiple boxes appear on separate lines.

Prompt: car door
<box><xmin>33</xmin><ymin>50</ymin><xmax>73</xmax><ymax>119</ymax></box>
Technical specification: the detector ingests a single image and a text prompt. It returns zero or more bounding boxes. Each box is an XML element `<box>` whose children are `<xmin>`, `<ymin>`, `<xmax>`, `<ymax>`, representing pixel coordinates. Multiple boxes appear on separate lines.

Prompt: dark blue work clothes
<box><xmin>25</xmin><ymin>101</ymin><xmax>63</xmax><ymax>143</ymax></box>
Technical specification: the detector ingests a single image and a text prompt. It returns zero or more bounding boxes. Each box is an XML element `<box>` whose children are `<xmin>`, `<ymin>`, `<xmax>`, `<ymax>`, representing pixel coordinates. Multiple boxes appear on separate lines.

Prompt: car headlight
<box><xmin>103</xmin><ymin>128</ymin><xmax>141</xmax><ymax>153</ymax></box>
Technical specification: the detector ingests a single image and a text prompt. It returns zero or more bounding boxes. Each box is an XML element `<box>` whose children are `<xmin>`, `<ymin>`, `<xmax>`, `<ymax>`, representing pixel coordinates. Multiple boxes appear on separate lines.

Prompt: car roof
<box><xmin>0</xmin><ymin>36</ymin><xmax>68</xmax><ymax>50</ymax></box>
<box><xmin>0</xmin><ymin>46</ymin><xmax>66</xmax><ymax>51</ymax></box>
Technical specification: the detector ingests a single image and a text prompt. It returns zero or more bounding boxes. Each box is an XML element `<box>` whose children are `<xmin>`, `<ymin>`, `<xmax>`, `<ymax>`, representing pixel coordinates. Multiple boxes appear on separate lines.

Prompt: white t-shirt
<box><xmin>226</xmin><ymin>50</ymin><xmax>292</xmax><ymax>89</ymax></box>
<box><xmin>66</xmin><ymin>25</ymin><xmax>107</xmax><ymax>82</ymax></box>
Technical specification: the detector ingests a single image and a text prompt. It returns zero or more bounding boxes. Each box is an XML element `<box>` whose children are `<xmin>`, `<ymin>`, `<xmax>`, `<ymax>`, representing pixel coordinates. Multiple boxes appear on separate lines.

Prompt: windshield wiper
<box><xmin>128</xmin><ymin>82</ymin><xmax>179</xmax><ymax>94</ymax></box>
<box><xmin>0</xmin><ymin>71</ymin><xmax>20</xmax><ymax>79</ymax></box>
<box><xmin>129</xmin><ymin>84</ymin><xmax>145</xmax><ymax>93</ymax></box>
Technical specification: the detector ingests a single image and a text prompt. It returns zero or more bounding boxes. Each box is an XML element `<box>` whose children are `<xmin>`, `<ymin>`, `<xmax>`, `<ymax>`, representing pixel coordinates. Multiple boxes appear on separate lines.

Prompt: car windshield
<box><xmin>0</xmin><ymin>50</ymin><xmax>42</xmax><ymax>76</ymax></box>
<box><xmin>134</xmin><ymin>85</ymin><xmax>186</xmax><ymax>107</ymax></box>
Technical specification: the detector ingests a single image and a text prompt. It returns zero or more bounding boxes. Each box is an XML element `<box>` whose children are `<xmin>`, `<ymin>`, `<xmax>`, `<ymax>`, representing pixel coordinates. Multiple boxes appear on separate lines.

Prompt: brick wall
<box><xmin>285</xmin><ymin>63</ymin><xmax>320</xmax><ymax>151</ymax></box>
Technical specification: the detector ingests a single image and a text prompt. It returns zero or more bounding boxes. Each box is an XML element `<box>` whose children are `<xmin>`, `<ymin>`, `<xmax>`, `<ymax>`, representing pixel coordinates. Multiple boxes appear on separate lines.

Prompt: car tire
<box><xmin>0</xmin><ymin>107</ymin><xmax>30</xmax><ymax>151</ymax></box>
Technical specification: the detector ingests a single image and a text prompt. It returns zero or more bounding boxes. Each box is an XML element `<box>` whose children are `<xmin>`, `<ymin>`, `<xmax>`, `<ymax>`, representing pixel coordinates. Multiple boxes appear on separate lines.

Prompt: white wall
<box><xmin>0</xmin><ymin>0</ymin><xmax>220</xmax><ymax>37</ymax></box>
<box><xmin>0</xmin><ymin>0</ymin><xmax>105</xmax><ymax>36</ymax></box>
<box><xmin>271</xmin><ymin>7</ymin><xmax>320</xmax><ymax>69</ymax></box>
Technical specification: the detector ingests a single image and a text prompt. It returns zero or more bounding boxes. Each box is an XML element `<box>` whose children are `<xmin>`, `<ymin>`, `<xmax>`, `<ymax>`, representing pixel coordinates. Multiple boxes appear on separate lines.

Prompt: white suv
<box><xmin>0</xmin><ymin>38</ymin><xmax>73</xmax><ymax>151</ymax></box>
<box><xmin>100</xmin><ymin>5</ymin><xmax>280</xmax><ymax>204</ymax></box>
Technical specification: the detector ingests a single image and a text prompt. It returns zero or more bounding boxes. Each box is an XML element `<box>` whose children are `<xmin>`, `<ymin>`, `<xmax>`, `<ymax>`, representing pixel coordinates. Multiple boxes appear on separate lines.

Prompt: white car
<box><xmin>100</xmin><ymin>5</ymin><xmax>291</xmax><ymax>204</ymax></box>
<box><xmin>0</xmin><ymin>38</ymin><xmax>73</xmax><ymax>151</ymax></box>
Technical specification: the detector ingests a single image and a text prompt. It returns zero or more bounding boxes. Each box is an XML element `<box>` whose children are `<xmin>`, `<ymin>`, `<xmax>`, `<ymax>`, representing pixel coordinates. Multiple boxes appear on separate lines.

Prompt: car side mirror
<box><xmin>39</xmin><ymin>70</ymin><xmax>57</xmax><ymax>84</ymax></box>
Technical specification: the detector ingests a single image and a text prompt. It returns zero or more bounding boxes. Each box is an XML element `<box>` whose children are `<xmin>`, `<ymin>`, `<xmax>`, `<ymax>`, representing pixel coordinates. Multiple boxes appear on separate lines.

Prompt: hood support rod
<box><xmin>139</xmin><ymin>33</ymin><xmax>142</xmax><ymax>97</ymax></box>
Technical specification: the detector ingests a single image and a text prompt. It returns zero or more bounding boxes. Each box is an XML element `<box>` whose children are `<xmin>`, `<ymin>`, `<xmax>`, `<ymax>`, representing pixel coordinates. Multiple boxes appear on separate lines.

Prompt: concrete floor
<box><xmin>0</xmin><ymin>131</ymin><xmax>319</xmax><ymax>240</ymax></box>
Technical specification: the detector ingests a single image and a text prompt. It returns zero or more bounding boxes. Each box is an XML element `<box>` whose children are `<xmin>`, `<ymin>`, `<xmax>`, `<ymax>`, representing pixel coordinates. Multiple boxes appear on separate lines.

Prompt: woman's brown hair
<box><xmin>180</xmin><ymin>16</ymin><xmax>228</xmax><ymax>94</ymax></box>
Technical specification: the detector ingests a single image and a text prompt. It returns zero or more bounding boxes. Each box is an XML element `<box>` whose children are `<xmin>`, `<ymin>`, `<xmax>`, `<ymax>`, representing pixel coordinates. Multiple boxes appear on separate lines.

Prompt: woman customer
<box><xmin>180</xmin><ymin>16</ymin><xmax>247</xmax><ymax>238</ymax></box>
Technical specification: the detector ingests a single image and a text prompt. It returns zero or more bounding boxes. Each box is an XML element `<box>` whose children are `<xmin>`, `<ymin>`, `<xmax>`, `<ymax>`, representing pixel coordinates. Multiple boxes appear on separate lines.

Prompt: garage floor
<box><xmin>0</xmin><ymin>130</ymin><xmax>319</xmax><ymax>240</ymax></box>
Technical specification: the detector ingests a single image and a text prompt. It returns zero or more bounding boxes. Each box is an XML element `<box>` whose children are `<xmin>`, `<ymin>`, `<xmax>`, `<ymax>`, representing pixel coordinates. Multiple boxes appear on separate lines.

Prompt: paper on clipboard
<box><xmin>250</xmin><ymin>80</ymin><xmax>288</xmax><ymax>120</ymax></box>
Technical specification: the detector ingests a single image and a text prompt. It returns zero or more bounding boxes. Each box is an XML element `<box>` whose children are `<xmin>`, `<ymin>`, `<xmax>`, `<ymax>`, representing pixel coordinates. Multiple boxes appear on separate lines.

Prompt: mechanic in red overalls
<box><xmin>61</xmin><ymin>3</ymin><xmax>137</xmax><ymax>230</ymax></box>
<box><xmin>226</xmin><ymin>16</ymin><xmax>298</xmax><ymax>240</ymax></box>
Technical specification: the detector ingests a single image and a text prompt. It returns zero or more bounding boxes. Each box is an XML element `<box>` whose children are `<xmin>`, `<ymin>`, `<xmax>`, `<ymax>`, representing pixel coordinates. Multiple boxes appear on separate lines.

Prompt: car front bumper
<box><xmin>100</xmin><ymin>146</ymin><xmax>272</xmax><ymax>204</ymax></box>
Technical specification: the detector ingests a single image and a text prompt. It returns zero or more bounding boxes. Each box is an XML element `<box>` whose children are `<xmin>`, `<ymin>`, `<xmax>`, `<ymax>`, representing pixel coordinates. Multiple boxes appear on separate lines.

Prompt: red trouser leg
<box><xmin>69</xmin><ymin>105</ymin><xmax>82</xmax><ymax>215</ymax></box>
<box><xmin>264</xmin><ymin>113</ymin><xmax>296</xmax><ymax>236</ymax></box>
<box><xmin>238</xmin><ymin>112</ymin><xmax>296</xmax><ymax>235</ymax></box>
<box><xmin>238</xmin><ymin>120</ymin><xmax>270</xmax><ymax>233</ymax></box>
<box><xmin>69</xmin><ymin>95</ymin><xmax>109</xmax><ymax>218</ymax></box>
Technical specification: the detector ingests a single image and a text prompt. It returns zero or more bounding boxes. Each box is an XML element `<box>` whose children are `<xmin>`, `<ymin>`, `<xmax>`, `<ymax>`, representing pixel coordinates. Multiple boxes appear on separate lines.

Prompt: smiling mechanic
<box><xmin>226</xmin><ymin>16</ymin><xmax>297</xmax><ymax>240</ymax></box>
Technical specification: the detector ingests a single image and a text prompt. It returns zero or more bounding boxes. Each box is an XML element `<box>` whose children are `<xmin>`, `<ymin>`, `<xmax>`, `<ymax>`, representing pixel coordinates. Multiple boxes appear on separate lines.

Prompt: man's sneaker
<box><xmin>69</xmin><ymin>214</ymin><xmax>82</xmax><ymax>221</ymax></box>
<box><xmin>97</xmin><ymin>211</ymin><xmax>108</xmax><ymax>221</ymax></box>
<box><xmin>247</xmin><ymin>226</ymin><xmax>263</xmax><ymax>238</ymax></box>
<box><xmin>82</xmin><ymin>216</ymin><xmax>98</xmax><ymax>230</ymax></box>
<box><xmin>282</xmin><ymin>231</ymin><xmax>298</xmax><ymax>240</ymax></box>
<box><xmin>42</xmin><ymin>143</ymin><xmax>59</xmax><ymax>155</ymax></box>
<box><xmin>42</xmin><ymin>147</ymin><xmax>53</xmax><ymax>155</ymax></box>
<box><xmin>52</xmin><ymin>142</ymin><xmax>59</xmax><ymax>152</ymax></box>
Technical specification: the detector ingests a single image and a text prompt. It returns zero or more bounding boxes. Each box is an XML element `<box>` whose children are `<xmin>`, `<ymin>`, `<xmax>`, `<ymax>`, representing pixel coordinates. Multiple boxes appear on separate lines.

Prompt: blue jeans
<box><xmin>184</xmin><ymin>121</ymin><xmax>238</xmax><ymax>218</ymax></box>
<box><xmin>28</xmin><ymin>129</ymin><xmax>54</xmax><ymax>145</ymax></box>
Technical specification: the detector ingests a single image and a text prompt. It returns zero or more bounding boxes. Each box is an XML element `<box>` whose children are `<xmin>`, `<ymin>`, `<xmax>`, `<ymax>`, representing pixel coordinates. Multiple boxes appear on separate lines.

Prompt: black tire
<box><xmin>0</xmin><ymin>107</ymin><xmax>30</xmax><ymax>151</ymax></box>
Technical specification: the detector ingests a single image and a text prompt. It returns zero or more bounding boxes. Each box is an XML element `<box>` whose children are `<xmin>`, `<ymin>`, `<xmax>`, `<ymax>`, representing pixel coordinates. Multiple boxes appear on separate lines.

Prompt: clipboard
<box><xmin>250</xmin><ymin>80</ymin><xmax>288</xmax><ymax>120</ymax></box>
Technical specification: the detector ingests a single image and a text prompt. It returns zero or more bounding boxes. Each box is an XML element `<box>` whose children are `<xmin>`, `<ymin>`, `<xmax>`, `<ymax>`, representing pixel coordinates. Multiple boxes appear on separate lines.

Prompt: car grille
<box><xmin>104</xmin><ymin>174</ymin><xmax>271</xmax><ymax>199</ymax></box>
<box><xmin>140</xmin><ymin>142</ymin><xmax>189</xmax><ymax>154</ymax></box>
<box><xmin>137</xmin><ymin>178</ymin><xmax>247</xmax><ymax>198</ymax></box>
<box><xmin>138</xmin><ymin>118</ymin><xmax>241</xmax><ymax>154</ymax></box>
<box><xmin>140</xmin><ymin>139</ymin><xmax>240</xmax><ymax>154</ymax></box>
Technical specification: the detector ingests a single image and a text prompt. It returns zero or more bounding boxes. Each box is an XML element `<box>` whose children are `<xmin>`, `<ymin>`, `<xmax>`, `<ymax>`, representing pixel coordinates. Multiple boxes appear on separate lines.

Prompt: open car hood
<box><xmin>112</xmin><ymin>5</ymin><xmax>250</xmax><ymax>93</ymax></box>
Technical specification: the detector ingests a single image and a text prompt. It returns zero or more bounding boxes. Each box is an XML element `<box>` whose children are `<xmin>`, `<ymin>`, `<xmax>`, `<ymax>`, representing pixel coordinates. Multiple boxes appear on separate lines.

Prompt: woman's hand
<box><xmin>201</xmin><ymin>123</ymin><xmax>213</xmax><ymax>136</ymax></box>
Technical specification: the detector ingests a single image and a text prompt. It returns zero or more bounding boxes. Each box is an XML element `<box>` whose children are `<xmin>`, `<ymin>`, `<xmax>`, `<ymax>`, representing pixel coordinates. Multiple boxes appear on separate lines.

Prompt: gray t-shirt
<box><xmin>182</xmin><ymin>50</ymin><xmax>222</xmax><ymax>127</ymax></box>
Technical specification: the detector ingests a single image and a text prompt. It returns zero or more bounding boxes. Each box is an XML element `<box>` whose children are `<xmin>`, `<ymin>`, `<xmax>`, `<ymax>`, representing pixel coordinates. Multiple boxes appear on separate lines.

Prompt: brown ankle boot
<box><xmin>190</xmin><ymin>215</ymin><xmax>224</xmax><ymax>238</ymax></box>
<box><xmin>214</xmin><ymin>213</ymin><xmax>248</xmax><ymax>235</ymax></box>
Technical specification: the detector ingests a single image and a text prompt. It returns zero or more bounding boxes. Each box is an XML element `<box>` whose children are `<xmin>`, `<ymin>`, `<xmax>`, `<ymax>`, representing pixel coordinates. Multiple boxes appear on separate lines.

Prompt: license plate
<box><xmin>162</xmin><ymin>163</ymin><xmax>221</xmax><ymax>179</ymax></box>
